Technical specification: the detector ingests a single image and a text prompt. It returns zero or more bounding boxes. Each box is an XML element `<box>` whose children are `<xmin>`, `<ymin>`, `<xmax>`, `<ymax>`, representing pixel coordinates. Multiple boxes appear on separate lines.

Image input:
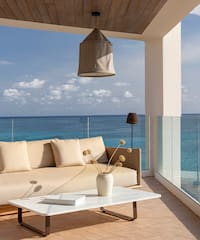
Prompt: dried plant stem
<box><xmin>107</xmin><ymin>144</ymin><xmax>120</xmax><ymax>166</ymax></box>
<box><xmin>84</xmin><ymin>139</ymin><xmax>127</xmax><ymax>174</ymax></box>
<box><xmin>105</xmin><ymin>144</ymin><xmax>121</xmax><ymax>172</ymax></box>
<box><xmin>96</xmin><ymin>163</ymin><xmax>104</xmax><ymax>173</ymax></box>
<box><xmin>109</xmin><ymin>164</ymin><xmax>117</xmax><ymax>173</ymax></box>
<box><xmin>93</xmin><ymin>163</ymin><xmax>100</xmax><ymax>173</ymax></box>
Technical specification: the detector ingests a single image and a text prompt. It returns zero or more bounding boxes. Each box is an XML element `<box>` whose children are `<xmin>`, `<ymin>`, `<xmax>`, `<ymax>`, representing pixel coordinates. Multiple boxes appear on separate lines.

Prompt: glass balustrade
<box><xmin>155</xmin><ymin>115</ymin><xmax>200</xmax><ymax>204</ymax></box>
<box><xmin>0</xmin><ymin>115</ymin><xmax>147</xmax><ymax>169</ymax></box>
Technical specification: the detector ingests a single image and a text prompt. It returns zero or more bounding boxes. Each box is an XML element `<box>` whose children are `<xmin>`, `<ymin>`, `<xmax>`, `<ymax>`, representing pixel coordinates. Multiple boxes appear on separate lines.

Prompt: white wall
<box><xmin>145</xmin><ymin>24</ymin><xmax>181</xmax><ymax>187</ymax></box>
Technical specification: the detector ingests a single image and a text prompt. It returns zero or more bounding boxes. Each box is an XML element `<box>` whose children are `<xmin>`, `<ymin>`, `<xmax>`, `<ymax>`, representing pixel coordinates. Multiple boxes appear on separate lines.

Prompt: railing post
<box><xmin>87</xmin><ymin>116</ymin><xmax>90</xmax><ymax>138</ymax></box>
<box><xmin>11</xmin><ymin>119</ymin><xmax>14</xmax><ymax>142</ymax></box>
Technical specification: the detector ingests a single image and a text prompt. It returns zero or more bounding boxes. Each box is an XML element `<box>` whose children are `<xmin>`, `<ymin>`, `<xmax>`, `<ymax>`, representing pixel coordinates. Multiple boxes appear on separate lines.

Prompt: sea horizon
<box><xmin>0</xmin><ymin>112</ymin><xmax>200</xmax><ymax>119</ymax></box>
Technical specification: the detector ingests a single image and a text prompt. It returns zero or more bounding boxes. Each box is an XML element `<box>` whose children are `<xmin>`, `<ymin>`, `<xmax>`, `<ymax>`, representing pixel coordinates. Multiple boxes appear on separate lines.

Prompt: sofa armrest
<box><xmin>106</xmin><ymin>147</ymin><xmax>141</xmax><ymax>186</ymax></box>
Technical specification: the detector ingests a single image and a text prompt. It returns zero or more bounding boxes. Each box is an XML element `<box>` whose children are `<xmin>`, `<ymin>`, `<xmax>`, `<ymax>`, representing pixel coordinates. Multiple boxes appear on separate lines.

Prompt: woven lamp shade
<box><xmin>126</xmin><ymin>113</ymin><xmax>138</xmax><ymax>124</ymax></box>
<box><xmin>78</xmin><ymin>28</ymin><xmax>115</xmax><ymax>77</ymax></box>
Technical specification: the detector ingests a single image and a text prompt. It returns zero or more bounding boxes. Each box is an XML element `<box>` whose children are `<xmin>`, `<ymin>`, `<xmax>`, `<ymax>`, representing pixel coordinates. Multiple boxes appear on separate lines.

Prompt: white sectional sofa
<box><xmin>0</xmin><ymin>136</ymin><xmax>141</xmax><ymax>207</ymax></box>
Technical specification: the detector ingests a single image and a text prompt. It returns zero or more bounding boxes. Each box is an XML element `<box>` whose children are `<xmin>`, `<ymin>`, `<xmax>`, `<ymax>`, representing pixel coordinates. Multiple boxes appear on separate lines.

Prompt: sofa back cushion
<box><xmin>27</xmin><ymin>139</ymin><xmax>55</xmax><ymax>168</ymax></box>
<box><xmin>0</xmin><ymin>141</ymin><xmax>31</xmax><ymax>173</ymax></box>
<box><xmin>51</xmin><ymin>139</ymin><xmax>85</xmax><ymax>167</ymax></box>
<box><xmin>79</xmin><ymin>136</ymin><xmax>108</xmax><ymax>163</ymax></box>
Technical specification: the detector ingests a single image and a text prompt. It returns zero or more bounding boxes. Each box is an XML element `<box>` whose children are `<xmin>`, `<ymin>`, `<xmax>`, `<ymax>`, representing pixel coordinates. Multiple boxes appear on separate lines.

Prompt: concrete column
<box><xmin>145</xmin><ymin>23</ymin><xmax>181</xmax><ymax>186</ymax></box>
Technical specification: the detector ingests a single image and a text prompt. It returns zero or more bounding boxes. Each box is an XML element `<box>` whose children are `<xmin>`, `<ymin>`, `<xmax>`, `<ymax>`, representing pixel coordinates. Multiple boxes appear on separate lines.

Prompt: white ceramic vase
<box><xmin>96</xmin><ymin>173</ymin><xmax>114</xmax><ymax>196</ymax></box>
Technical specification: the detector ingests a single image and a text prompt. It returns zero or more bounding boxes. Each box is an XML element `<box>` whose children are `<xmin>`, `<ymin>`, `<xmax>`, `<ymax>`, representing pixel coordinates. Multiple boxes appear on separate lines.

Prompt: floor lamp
<box><xmin>126</xmin><ymin>113</ymin><xmax>138</xmax><ymax>148</ymax></box>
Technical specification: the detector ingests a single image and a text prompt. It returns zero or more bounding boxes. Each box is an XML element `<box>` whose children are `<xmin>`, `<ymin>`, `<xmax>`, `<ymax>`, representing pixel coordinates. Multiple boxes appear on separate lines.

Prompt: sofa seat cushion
<box><xmin>51</xmin><ymin>139</ymin><xmax>85</xmax><ymax>167</ymax></box>
<box><xmin>0</xmin><ymin>141</ymin><xmax>31</xmax><ymax>173</ymax></box>
<box><xmin>79</xmin><ymin>136</ymin><xmax>108</xmax><ymax>163</ymax></box>
<box><xmin>27</xmin><ymin>139</ymin><xmax>55</xmax><ymax>168</ymax></box>
<box><xmin>0</xmin><ymin>164</ymin><xmax>137</xmax><ymax>205</ymax></box>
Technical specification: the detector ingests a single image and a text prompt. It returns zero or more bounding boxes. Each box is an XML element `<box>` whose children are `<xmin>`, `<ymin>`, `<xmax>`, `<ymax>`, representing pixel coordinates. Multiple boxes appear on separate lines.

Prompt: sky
<box><xmin>0</xmin><ymin>5</ymin><xmax>200</xmax><ymax>116</ymax></box>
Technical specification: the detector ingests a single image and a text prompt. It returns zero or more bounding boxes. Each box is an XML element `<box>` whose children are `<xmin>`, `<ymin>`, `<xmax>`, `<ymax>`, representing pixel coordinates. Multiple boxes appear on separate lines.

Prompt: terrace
<box><xmin>0</xmin><ymin>177</ymin><xmax>200</xmax><ymax>239</ymax></box>
<box><xmin>0</xmin><ymin>0</ymin><xmax>200</xmax><ymax>239</ymax></box>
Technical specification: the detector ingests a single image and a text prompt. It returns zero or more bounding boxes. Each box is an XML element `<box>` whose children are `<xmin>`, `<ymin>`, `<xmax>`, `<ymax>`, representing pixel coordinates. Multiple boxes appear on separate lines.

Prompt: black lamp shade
<box><xmin>126</xmin><ymin>113</ymin><xmax>138</xmax><ymax>124</ymax></box>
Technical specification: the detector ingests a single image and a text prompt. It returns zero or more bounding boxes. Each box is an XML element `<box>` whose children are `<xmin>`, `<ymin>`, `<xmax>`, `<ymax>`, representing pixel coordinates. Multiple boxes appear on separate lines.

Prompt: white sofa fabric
<box><xmin>0</xmin><ymin>136</ymin><xmax>139</xmax><ymax>205</ymax></box>
<box><xmin>0</xmin><ymin>164</ymin><xmax>137</xmax><ymax>205</ymax></box>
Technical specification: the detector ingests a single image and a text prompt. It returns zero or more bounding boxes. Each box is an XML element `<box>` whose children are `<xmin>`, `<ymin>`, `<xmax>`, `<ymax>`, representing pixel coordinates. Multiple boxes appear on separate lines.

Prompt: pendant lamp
<box><xmin>78</xmin><ymin>11</ymin><xmax>115</xmax><ymax>77</ymax></box>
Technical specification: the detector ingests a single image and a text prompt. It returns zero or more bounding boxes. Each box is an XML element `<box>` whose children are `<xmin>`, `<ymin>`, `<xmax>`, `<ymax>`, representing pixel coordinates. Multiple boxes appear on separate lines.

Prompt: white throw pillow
<box><xmin>51</xmin><ymin>139</ymin><xmax>85</xmax><ymax>167</ymax></box>
<box><xmin>0</xmin><ymin>141</ymin><xmax>31</xmax><ymax>173</ymax></box>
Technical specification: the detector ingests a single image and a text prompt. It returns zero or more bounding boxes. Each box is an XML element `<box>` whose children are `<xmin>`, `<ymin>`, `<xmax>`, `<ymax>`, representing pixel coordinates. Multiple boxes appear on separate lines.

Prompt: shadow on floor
<box><xmin>0</xmin><ymin>210</ymin><xmax>117</xmax><ymax>239</ymax></box>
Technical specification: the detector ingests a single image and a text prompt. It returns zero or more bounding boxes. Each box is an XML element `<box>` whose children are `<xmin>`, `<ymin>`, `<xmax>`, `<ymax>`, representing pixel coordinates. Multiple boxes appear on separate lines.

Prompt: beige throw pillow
<box><xmin>51</xmin><ymin>139</ymin><xmax>85</xmax><ymax>167</ymax></box>
<box><xmin>27</xmin><ymin>139</ymin><xmax>55</xmax><ymax>168</ymax></box>
<box><xmin>79</xmin><ymin>136</ymin><xmax>108</xmax><ymax>163</ymax></box>
<box><xmin>0</xmin><ymin>141</ymin><xmax>31</xmax><ymax>173</ymax></box>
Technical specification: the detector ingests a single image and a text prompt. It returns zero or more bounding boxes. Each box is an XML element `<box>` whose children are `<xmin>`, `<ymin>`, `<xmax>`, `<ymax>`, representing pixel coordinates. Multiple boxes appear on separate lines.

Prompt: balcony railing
<box><xmin>0</xmin><ymin>115</ymin><xmax>146</xmax><ymax>169</ymax></box>
<box><xmin>181</xmin><ymin>115</ymin><xmax>200</xmax><ymax>203</ymax></box>
<box><xmin>155</xmin><ymin>115</ymin><xmax>200</xmax><ymax>204</ymax></box>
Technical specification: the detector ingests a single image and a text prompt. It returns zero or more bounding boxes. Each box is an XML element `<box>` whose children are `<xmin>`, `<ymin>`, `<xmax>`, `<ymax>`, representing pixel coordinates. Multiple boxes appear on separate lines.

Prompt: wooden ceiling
<box><xmin>0</xmin><ymin>0</ymin><xmax>167</xmax><ymax>34</ymax></box>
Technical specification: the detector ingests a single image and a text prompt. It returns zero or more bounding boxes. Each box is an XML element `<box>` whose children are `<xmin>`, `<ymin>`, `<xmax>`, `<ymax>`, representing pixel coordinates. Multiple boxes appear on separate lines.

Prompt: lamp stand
<box><xmin>131</xmin><ymin>124</ymin><xmax>133</xmax><ymax>149</ymax></box>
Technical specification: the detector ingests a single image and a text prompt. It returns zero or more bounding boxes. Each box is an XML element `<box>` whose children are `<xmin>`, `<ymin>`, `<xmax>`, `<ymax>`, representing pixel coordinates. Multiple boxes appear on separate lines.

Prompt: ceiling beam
<box><xmin>0</xmin><ymin>0</ymin><xmax>199</xmax><ymax>41</ymax></box>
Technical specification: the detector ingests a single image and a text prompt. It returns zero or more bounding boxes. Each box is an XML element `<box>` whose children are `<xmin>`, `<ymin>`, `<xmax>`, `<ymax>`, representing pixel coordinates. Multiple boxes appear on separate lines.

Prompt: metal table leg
<box><xmin>18</xmin><ymin>208</ymin><xmax>50</xmax><ymax>237</ymax></box>
<box><xmin>100</xmin><ymin>202</ymin><xmax>137</xmax><ymax>221</ymax></box>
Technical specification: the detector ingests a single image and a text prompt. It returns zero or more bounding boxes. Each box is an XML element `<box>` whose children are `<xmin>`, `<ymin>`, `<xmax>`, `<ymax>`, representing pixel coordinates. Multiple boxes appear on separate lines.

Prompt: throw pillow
<box><xmin>79</xmin><ymin>136</ymin><xmax>108</xmax><ymax>163</ymax></box>
<box><xmin>0</xmin><ymin>141</ymin><xmax>31</xmax><ymax>173</ymax></box>
<box><xmin>51</xmin><ymin>139</ymin><xmax>85</xmax><ymax>167</ymax></box>
<box><xmin>27</xmin><ymin>139</ymin><xmax>55</xmax><ymax>168</ymax></box>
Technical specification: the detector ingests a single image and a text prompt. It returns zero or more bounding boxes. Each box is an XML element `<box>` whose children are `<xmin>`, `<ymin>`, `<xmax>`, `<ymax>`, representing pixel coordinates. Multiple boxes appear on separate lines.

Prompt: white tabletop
<box><xmin>9</xmin><ymin>187</ymin><xmax>161</xmax><ymax>216</ymax></box>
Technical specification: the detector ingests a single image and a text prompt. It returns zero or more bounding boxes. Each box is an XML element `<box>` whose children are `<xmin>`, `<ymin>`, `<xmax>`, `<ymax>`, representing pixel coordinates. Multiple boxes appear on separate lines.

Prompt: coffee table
<box><xmin>9</xmin><ymin>187</ymin><xmax>161</xmax><ymax>236</ymax></box>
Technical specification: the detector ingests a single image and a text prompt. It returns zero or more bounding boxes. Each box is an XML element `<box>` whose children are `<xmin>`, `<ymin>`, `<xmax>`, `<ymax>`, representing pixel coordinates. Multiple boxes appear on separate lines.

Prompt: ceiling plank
<box><xmin>45</xmin><ymin>0</ymin><xmax>59</xmax><ymax>24</ymax></box>
<box><xmin>35</xmin><ymin>0</ymin><xmax>51</xmax><ymax>23</ymax></box>
<box><xmin>6</xmin><ymin>0</ymin><xmax>25</xmax><ymax>19</ymax></box>
<box><xmin>0</xmin><ymin>0</ymin><xmax>168</xmax><ymax>34</ymax></box>
<box><xmin>15</xmin><ymin>0</ymin><xmax>34</xmax><ymax>21</ymax></box>
<box><xmin>26</xmin><ymin>0</ymin><xmax>43</xmax><ymax>22</ymax></box>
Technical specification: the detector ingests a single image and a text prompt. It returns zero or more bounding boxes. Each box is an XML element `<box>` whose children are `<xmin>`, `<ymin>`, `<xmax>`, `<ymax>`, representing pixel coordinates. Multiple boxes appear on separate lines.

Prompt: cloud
<box><xmin>3</xmin><ymin>88</ymin><xmax>22</xmax><ymax>98</ymax></box>
<box><xmin>65</xmin><ymin>72</ymin><xmax>77</xmax><ymax>78</ymax></box>
<box><xmin>3</xmin><ymin>88</ymin><xmax>30</xmax><ymax>104</ymax></box>
<box><xmin>96</xmin><ymin>99</ymin><xmax>103</xmax><ymax>103</ymax></box>
<box><xmin>111</xmin><ymin>97</ymin><xmax>120</xmax><ymax>103</ymax></box>
<box><xmin>190</xmin><ymin>5</ymin><xmax>200</xmax><ymax>16</ymax></box>
<box><xmin>67</xmin><ymin>78</ymin><xmax>77</xmax><ymax>84</ymax></box>
<box><xmin>0</xmin><ymin>60</ymin><xmax>13</xmax><ymax>65</ymax></box>
<box><xmin>49</xmin><ymin>89</ymin><xmax>62</xmax><ymax>100</ymax></box>
<box><xmin>62</xmin><ymin>84</ymin><xmax>79</xmax><ymax>91</ymax></box>
<box><xmin>79</xmin><ymin>77</ymin><xmax>93</xmax><ymax>85</ymax></box>
<box><xmin>114</xmin><ymin>82</ymin><xmax>129</xmax><ymax>87</ymax></box>
<box><xmin>46</xmin><ymin>83</ymin><xmax>78</xmax><ymax>102</ymax></box>
<box><xmin>17</xmin><ymin>78</ymin><xmax>46</xmax><ymax>89</ymax></box>
<box><xmin>77</xmin><ymin>96</ymin><xmax>92</xmax><ymax>105</ymax></box>
<box><xmin>93</xmin><ymin>89</ymin><xmax>112</xmax><ymax>97</ymax></box>
<box><xmin>182</xmin><ymin>85</ymin><xmax>188</xmax><ymax>94</ymax></box>
<box><xmin>124</xmin><ymin>91</ymin><xmax>133</xmax><ymax>98</ymax></box>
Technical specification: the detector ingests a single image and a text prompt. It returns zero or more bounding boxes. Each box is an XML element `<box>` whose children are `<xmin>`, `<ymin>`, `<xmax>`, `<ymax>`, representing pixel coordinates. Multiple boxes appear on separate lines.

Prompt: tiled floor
<box><xmin>0</xmin><ymin>177</ymin><xmax>200</xmax><ymax>240</ymax></box>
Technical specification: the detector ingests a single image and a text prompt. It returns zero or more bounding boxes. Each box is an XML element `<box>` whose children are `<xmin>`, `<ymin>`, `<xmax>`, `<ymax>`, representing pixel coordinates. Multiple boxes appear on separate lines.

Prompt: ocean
<box><xmin>0</xmin><ymin>114</ymin><xmax>199</xmax><ymax>202</ymax></box>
